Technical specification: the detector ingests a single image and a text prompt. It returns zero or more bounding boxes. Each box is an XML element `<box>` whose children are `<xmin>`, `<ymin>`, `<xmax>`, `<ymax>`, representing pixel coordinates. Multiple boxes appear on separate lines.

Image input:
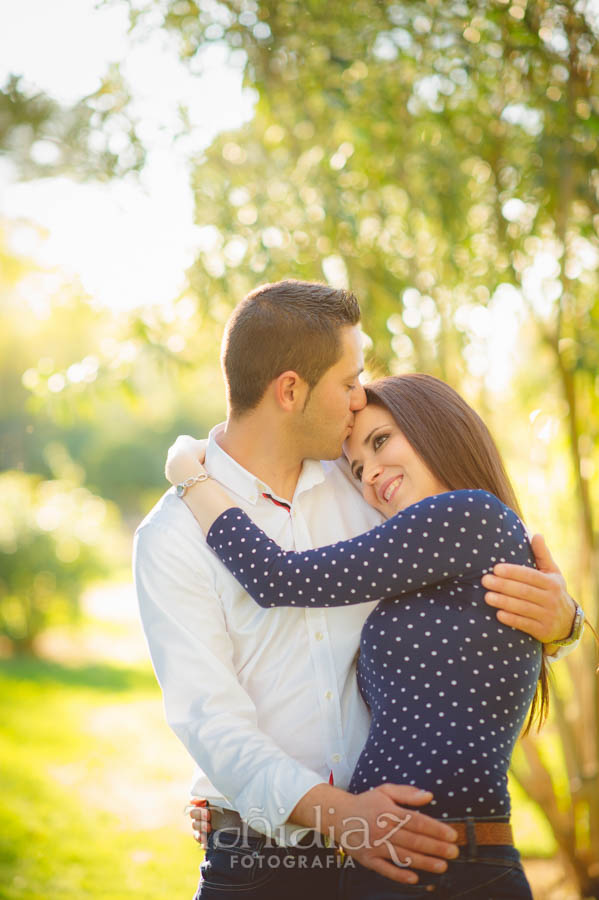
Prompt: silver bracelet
<box><xmin>176</xmin><ymin>472</ymin><xmax>209</xmax><ymax>497</ymax></box>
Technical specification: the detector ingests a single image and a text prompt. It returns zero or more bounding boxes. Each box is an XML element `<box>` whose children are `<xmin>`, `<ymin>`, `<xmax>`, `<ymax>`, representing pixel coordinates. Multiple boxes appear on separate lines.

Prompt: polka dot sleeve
<box><xmin>206</xmin><ymin>489</ymin><xmax>533</xmax><ymax>609</ymax></box>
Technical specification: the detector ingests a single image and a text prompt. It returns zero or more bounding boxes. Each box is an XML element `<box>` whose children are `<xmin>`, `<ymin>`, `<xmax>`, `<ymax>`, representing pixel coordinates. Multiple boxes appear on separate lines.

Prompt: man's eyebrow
<box><xmin>345</xmin><ymin>366</ymin><xmax>364</xmax><ymax>380</ymax></box>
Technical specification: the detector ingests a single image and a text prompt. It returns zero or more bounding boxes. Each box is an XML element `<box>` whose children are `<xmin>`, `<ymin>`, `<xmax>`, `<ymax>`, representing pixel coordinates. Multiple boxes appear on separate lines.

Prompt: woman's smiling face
<box><xmin>344</xmin><ymin>403</ymin><xmax>448</xmax><ymax>517</ymax></box>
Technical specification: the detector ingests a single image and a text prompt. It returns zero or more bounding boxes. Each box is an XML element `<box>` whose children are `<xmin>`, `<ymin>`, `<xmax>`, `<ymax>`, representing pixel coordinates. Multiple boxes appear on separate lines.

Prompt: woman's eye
<box><xmin>373</xmin><ymin>433</ymin><xmax>388</xmax><ymax>450</ymax></box>
<box><xmin>354</xmin><ymin>466</ymin><xmax>363</xmax><ymax>482</ymax></box>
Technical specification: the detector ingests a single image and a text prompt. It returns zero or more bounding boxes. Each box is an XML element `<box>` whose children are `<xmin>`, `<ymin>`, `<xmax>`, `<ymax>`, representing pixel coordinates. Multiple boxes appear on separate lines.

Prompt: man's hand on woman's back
<box><xmin>482</xmin><ymin>533</ymin><xmax>576</xmax><ymax>646</ymax></box>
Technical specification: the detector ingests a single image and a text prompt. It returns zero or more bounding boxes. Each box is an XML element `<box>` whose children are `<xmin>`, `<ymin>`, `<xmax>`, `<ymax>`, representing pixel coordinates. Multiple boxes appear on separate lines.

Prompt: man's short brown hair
<box><xmin>222</xmin><ymin>280</ymin><xmax>361</xmax><ymax>417</ymax></box>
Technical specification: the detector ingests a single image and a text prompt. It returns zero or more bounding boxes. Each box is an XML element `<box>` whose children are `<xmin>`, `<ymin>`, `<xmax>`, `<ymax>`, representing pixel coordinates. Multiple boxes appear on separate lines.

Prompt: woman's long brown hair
<box><xmin>365</xmin><ymin>373</ymin><xmax>548</xmax><ymax>734</ymax></box>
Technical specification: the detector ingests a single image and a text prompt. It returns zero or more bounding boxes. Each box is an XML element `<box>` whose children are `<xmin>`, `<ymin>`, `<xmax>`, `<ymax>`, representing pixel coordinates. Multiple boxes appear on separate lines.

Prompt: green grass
<box><xmin>0</xmin><ymin>657</ymin><xmax>201</xmax><ymax>900</ymax></box>
<box><xmin>0</xmin><ymin>652</ymin><xmax>561</xmax><ymax>899</ymax></box>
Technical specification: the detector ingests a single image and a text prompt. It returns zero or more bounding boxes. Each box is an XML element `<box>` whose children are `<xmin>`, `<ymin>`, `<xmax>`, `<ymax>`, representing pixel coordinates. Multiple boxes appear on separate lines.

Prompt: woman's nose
<box><xmin>363</xmin><ymin>462</ymin><xmax>383</xmax><ymax>485</ymax></box>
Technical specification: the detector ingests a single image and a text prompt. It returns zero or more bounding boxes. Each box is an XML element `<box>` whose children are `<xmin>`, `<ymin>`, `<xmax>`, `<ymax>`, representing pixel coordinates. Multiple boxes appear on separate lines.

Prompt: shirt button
<box><xmin>324</xmin><ymin>690</ymin><xmax>333</xmax><ymax>701</ymax></box>
<box><xmin>332</xmin><ymin>754</ymin><xmax>341</xmax><ymax>763</ymax></box>
<box><xmin>315</xmin><ymin>632</ymin><xmax>324</xmax><ymax>641</ymax></box>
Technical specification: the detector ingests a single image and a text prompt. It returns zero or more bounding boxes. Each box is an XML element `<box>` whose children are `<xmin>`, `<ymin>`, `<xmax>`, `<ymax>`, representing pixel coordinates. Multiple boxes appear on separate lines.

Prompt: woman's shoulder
<box><xmin>406</xmin><ymin>489</ymin><xmax>515</xmax><ymax>521</ymax></box>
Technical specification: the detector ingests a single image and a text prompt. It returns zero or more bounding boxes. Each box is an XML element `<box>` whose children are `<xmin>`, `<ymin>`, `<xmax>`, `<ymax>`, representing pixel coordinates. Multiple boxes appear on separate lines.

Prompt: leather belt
<box><xmin>209</xmin><ymin>808</ymin><xmax>513</xmax><ymax>849</ymax></box>
<box><xmin>451</xmin><ymin>821</ymin><xmax>513</xmax><ymax>846</ymax></box>
<box><xmin>208</xmin><ymin>807</ymin><xmax>324</xmax><ymax>847</ymax></box>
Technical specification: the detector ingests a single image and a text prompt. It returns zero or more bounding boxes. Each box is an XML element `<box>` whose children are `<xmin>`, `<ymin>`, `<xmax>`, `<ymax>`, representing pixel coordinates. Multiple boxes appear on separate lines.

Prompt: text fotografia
<box><xmin>214</xmin><ymin>807</ymin><xmax>414</xmax><ymax>867</ymax></box>
<box><xmin>226</xmin><ymin>852</ymin><xmax>354</xmax><ymax>870</ymax></box>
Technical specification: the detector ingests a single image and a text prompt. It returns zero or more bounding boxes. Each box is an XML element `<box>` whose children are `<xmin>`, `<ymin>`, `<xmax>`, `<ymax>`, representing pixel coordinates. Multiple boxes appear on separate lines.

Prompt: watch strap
<box><xmin>550</xmin><ymin>603</ymin><xmax>584</xmax><ymax>647</ymax></box>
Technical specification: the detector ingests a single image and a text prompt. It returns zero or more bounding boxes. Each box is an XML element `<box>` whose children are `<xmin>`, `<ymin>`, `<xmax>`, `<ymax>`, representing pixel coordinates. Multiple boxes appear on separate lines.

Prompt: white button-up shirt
<box><xmin>134</xmin><ymin>429</ymin><xmax>382</xmax><ymax>842</ymax></box>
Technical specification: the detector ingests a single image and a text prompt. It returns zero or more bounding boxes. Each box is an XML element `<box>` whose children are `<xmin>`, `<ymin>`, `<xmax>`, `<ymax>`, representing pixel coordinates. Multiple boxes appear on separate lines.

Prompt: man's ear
<box><xmin>272</xmin><ymin>370</ymin><xmax>309</xmax><ymax>411</ymax></box>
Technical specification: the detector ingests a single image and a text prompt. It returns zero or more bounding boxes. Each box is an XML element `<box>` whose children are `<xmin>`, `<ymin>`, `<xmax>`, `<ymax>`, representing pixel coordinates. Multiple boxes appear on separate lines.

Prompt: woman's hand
<box><xmin>165</xmin><ymin>434</ymin><xmax>236</xmax><ymax>533</ymax></box>
<box><xmin>188</xmin><ymin>799</ymin><xmax>211</xmax><ymax>847</ymax></box>
<box><xmin>165</xmin><ymin>435</ymin><xmax>208</xmax><ymax>486</ymax></box>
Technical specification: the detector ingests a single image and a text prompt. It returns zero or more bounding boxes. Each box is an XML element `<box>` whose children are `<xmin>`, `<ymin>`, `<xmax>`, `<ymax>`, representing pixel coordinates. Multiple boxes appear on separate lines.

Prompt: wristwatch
<box><xmin>550</xmin><ymin>602</ymin><xmax>585</xmax><ymax>647</ymax></box>
<box><xmin>176</xmin><ymin>471</ymin><xmax>208</xmax><ymax>497</ymax></box>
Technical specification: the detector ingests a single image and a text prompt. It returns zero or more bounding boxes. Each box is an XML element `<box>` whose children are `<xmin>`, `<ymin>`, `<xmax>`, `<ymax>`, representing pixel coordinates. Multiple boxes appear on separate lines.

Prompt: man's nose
<box><xmin>350</xmin><ymin>382</ymin><xmax>367</xmax><ymax>411</ymax></box>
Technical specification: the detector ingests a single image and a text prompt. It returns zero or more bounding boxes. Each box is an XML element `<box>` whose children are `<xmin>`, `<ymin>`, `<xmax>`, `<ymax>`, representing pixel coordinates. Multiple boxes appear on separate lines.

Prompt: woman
<box><xmin>166</xmin><ymin>374</ymin><xmax>543</xmax><ymax>899</ymax></box>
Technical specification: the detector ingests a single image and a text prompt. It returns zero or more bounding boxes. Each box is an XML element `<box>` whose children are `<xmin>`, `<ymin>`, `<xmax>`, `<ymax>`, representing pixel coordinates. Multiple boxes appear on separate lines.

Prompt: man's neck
<box><xmin>217</xmin><ymin>415</ymin><xmax>304</xmax><ymax>503</ymax></box>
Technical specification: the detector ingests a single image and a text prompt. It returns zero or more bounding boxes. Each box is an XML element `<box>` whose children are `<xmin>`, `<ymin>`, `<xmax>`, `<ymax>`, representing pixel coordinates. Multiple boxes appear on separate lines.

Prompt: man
<box><xmin>134</xmin><ymin>281</ymin><xmax>579</xmax><ymax>899</ymax></box>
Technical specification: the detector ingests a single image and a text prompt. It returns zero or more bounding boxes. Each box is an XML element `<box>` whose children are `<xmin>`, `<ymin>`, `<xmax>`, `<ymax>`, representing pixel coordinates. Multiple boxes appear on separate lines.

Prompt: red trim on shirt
<box><xmin>262</xmin><ymin>492</ymin><xmax>291</xmax><ymax>513</ymax></box>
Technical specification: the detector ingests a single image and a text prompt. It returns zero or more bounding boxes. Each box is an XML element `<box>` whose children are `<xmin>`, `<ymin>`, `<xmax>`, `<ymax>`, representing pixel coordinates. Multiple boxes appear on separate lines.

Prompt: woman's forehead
<box><xmin>345</xmin><ymin>404</ymin><xmax>394</xmax><ymax>455</ymax></box>
<box><xmin>355</xmin><ymin>403</ymin><xmax>394</xmax><ymax>430</ymax></box>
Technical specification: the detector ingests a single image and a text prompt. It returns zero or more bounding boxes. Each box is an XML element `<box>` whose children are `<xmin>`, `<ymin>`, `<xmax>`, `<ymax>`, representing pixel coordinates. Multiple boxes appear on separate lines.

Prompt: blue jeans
<box><xmin>340</xmin><ymin>844</ymin><xmax>532</xmax><ymax>899</ymax></box>
<box><xmin>194</xmin><ymin>830</ymin><xmax>348</xmax><ymax>899</ymax></box>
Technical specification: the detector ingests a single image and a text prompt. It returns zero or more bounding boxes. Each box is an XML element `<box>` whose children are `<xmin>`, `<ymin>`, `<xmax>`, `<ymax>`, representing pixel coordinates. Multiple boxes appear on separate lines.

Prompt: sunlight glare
<box><xmin>0</xmin><ymin>0</ymin><xmax>255</xmax><ymax>310</ymax></box>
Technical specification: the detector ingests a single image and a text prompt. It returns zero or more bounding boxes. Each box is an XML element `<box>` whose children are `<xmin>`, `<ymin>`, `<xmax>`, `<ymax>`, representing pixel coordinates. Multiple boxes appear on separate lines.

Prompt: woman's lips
<box><xmin>379</xmin><ymin>474</ymin><xmax>403</xmax><ymax>503</ymax></box>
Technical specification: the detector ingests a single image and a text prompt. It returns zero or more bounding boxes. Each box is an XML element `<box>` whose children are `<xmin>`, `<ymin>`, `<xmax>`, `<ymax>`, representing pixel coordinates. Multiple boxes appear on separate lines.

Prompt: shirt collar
<box><xmin>205</xmin><ymin>423</ymin><xmax>326</xmax><ymax>506</ymax></box>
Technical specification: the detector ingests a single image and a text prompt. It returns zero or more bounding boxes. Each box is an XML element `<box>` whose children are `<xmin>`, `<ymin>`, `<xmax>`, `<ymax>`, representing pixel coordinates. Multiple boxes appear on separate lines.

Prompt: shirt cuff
<box><xmin>235</xmin><ymin>763</ymin><xmax>326</xmax><ymax>838</ymax></box>
<box><xmin>544</xmin><ymin>633</ymin><xmax>582</xmax><ymax>662</ymax></box>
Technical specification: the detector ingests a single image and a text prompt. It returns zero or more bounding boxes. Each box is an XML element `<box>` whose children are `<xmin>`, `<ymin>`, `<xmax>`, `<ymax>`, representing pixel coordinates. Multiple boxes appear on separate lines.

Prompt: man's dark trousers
<box><xmin>194</xmin><ymin>829</ymin><xmax>351</xmax><ymax>899</ymax></box>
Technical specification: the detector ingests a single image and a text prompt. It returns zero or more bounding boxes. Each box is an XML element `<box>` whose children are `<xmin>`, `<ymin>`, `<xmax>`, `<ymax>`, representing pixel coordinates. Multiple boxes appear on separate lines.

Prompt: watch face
<box><xmin>555</xmin><ymin>605</ymin><xmax>584</xmax><ymax>645</ymax></box>
<box><xmin>176</xmin><ymin>484</ymin><xmax>185</xmax><ymax>498</ymax></box>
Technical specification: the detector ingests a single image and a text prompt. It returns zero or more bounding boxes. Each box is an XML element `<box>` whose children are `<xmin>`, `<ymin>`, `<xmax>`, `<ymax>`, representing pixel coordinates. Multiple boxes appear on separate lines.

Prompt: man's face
<box><xmin>299</xmin><ymin>325</ymin><xmax>366</xmax><ymax>460</ymax></box>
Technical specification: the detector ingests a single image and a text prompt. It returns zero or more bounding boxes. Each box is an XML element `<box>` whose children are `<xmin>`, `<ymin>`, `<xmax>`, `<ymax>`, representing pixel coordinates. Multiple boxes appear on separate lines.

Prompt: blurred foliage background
<box><xmin>1</xmin><ymin>1</ymin><xmax>598</xmax><ymax>898</ymax></box>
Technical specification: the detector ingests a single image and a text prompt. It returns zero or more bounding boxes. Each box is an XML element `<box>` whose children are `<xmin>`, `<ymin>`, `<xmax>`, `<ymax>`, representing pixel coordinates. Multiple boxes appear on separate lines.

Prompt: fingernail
<box><xmin>447</xmin><ymin>845</ymin><xmax>459</xmax><ymax>858</ymax></box>
<box><xmin>434</xmin><ymin>861</ymin><xmax>447</xmax><ymax>873</ymax></box>
<box><xmin>406</xmin><ymin>874</ymin><xmax>418</xmax><ymax>884</ymax></box>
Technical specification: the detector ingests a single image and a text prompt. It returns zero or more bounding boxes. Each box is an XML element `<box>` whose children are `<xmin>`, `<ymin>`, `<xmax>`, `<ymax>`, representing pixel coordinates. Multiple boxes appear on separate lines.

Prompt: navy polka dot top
<box><xmin>206</xmin><ymin>489</ymin><xmax>542</xmax><ymax>819</ymax></box>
